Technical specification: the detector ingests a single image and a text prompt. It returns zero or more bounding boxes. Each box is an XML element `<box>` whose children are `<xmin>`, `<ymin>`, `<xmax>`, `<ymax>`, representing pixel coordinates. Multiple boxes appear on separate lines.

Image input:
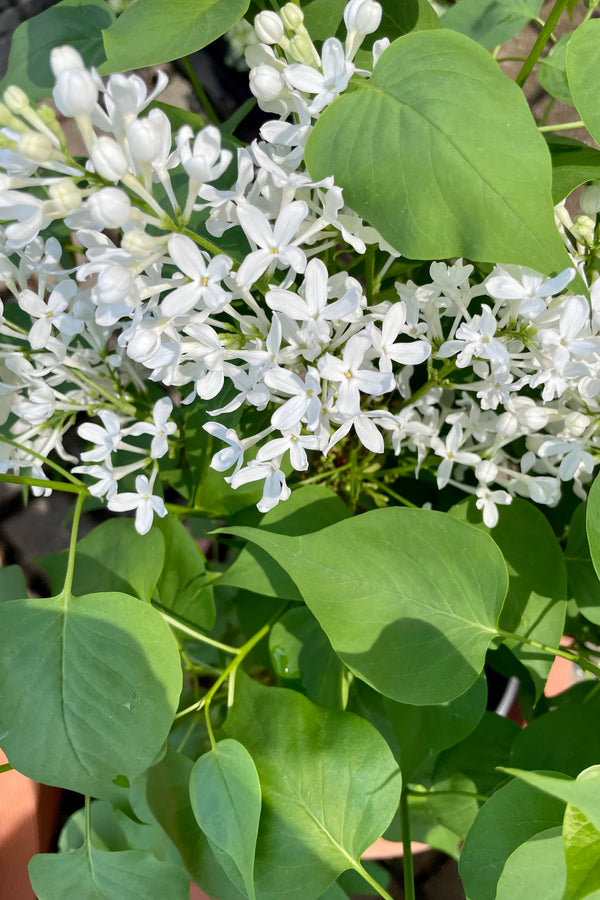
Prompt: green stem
<box><xmin>538</xmin><ymin>120</ymin><xmax>585</xmax><ymax>133</ymax></box>
<box><xmin>584</xmin><ymin>0</ymin><xmax>600</xmax><ymax>22</ymax></box>
<box><xmin>516</xmin><ymin>0</ymin><xmax>569</xmax><ymax>88</ymax></box>
<box><xmin>400</xmin><ymin>791</ymin><xmax>416</xmax><ymax>900</ymax></box>
<box><xmin>0</xmin><ymin>436</ymin><xmax>83</xmax><ymax>484</ymax></box>
<box><xmin>181</xmin><ymin>57</ymin><xmax>219</xmax><ymax>125</ymax></box>
<box><xmin>408</xmin><ymin>787</ymin><xmax>488</xmax><ymax>803</ymax></box>
<box><xmin>157</xmin><ymin>607</ymin><xmax>238</xmax><ymax>655</ymax></box>
<box><xmin>84</xmin><ymin>795</ymin><xmax>92</xmax><ymax>845</ymax></box>
<box><xmin>365</xmin><ymin>245</ymin><xmax>376</xmax><ymax>305</ymax></box>
<box><xmin>63</xmin><ymin>491</ymin><xmax>86</xmax><ymax>597</ymax></box>
<box><xmin>369</xmin><ymin>481</ymin><xmax>418</xmax><ymax>508</ymax></box>
<box><xmin>182</xmin><ymin>226</ymin><xmax>236</xmax><ymax>261</ymax></box>
<box><xmin>353</xmin><ymin>860</ymin><xmax>395</xmax><ymax>900</ymax></box>
<box><xmin>0</xmin><ymin>473</ymin><xmax>87</xmax><ymax>495</ymax></box>
<box><xmin>498</xmin><ymin>630</ymin><xmax>600</xmax><ymax>679</ymax></box>
<box><xmin>164</xmin><ymin>501</ymin><xmax>213</xmax><ymax>518</ymax></box>
<box><xmin>0</xmin><ymin>763</ymin><xmax>13</xmax><ymax>774</ymax></box>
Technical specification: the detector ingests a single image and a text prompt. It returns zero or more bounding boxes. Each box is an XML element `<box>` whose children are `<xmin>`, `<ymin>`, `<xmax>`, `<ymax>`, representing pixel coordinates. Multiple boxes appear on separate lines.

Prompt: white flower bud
<box><xmin>18</xmin><ymin>132</ymin><xmax>54</xmax><ymax>162</ymax></box>
<box><xmin>581</xmin><ymin>183</ymin><xmax>600</xmax><ymax>217</ymax></box>
<box><xmin>50</xmin><ymin>45</ymin><xmax>84</xmax><ymax>78</ymax></box>
<box><xmin>475</xmin><ymin>459</ymin><xmax>498</xmax><ymax>484</ymax></box>
<box><xmin>3</xmin><ymin>85</ymin><xmax>30</xmax><ymax>115</ymax></box>
<box><xmin>280</xmin><ymin>2</ymin><xmax>304</xmax><ymax>31</ymax></box>
<box><xmin>572</xmin><ymin>214</ymin><xmax>595</xmax><ymax>246</ymax></box>
<box><xmin>288</xmin><ymin>34</ymin><xmax>320</xmax><ymax>65</ymax></box>
<box><xmin>126</xmin><ymin>117</ymin><xmax>163</xmax><ymax>164</ymax></box>
<box><xmin>91</xmin><ymin>137</ymin><xmax>129</xmax><ymax>181</ymax></box>
<box><xmin>249</xmin><ymin>64</ymin><xmax>286</xmax><ymax>102</ymax></box>
<box><xmin>53</xmin><ymin>67</ymin><xmax>98</xmax><ymax>117</ymax></box>
<box><xmin>121</xmin><ymin>229</ymin><xmax>166</xmax><ymax>257</ymax></box>
<box><xmin>254</xmin><ymin>10</ymin><xmax>285</xmax><ymax>44</ymax></box>
<box><xmin>48</xmin><ymin>178</ymin><xmax>82</xmax><ymax>216</ymax></box>
<box><xmin>88</xmin><ymin>187</ymin><xmax>131</xmax><ymax>229</ymax></box>
<box><xmin>95</xmin><ymin>265</ymin><xmax>135</xmax><ymax>305</ymax></box>
<box><xmin>344</xmin><ymin>0</ymin><xmax>382</xmax><ymax>34</ymax></box>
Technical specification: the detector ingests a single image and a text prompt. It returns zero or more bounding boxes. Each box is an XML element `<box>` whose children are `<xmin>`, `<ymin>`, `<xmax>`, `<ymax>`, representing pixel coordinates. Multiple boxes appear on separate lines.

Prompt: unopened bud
<box><xmin>249</xmin><ymin>64</ymin><xmax>286</xmax><ymax>102</ymax></box>
<box><xmin>48</xmin><ymin>178</ymin><xmax>82</xmax><ymax>216</ymax></box>
<box><xmin>18</xmin><ymin>132</ymin><xmax>54</xmax><ymax>162</ymax></box>
<box><xmin>88</xmin><ymin>187</ymin><xmax>131</xmax><ymax>229</ymax></box>
<box><xmin>50</xmin><ymin>45</ymin><xmax>84</xmax><ymax>78</ymax></box>
<box><xmin>581</xmin><ymin>182</ymin><xmax>600</xmax><ymax>217</ymax></box>
<box><xmin>126</xmin><ymin>117</ymin><xmax>163</xmax><ymax>164</ymax></box>
<box><xmin>121</xmin><ymin>229</ymin><xmax>166</xmax><ymax>257</ymax></box>
<box><xmin>91</xmin><ymin>136</ymin><xmax>129</xmax><ymax>181</ymax></box>
<box><xmin>3</xmin><ymin>85</ymin><xmax>30</xmax><ymax>115</ymax></box>
<box><xmin>53</xmin><ymin>67</ymin><xmax>98</xmax><ymax>118</ymax></box>
<box><xmin>288</xmin><ymin>34</ymin><xmax>320</xmax><ymax>66</ymax></box>
<box><xmin>280</xmin><ymin>3</ymin><xmax>304</xmax><ymax>31</ymax></box>
<box><xmin>344</xmin><ymin>0</ymin><xmax>382</xmax><ymax>34</ymax></box>
<box><xmin>0</xmin><ymin>102</ymin><xmax>25</xmax><ymax>132</ymax></box>
<box><xmin>572</xmin><ymin>214</ymin><xmax>595</xmax><ymax>246</ymax></box>
<box><xmin>254</xmin><ymin>10</ymin><xmax>285</xmax><ymax>44</ymax></box>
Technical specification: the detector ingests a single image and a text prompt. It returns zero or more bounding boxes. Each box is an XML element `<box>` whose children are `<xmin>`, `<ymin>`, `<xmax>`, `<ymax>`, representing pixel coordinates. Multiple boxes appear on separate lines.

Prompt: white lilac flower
<box><xmin>230</xmin><ymin>459</ymin><xmax>291</xmax><ymax>513</ymax></box>
<box><xmin>286</xmin><ymin>38</ymin><xmax>355</xmax><ymax>114</ymax></box>
<box><xmin>438</xmin><ymin>305</ymin><xmax>509</xmax><ymax>371</ymax></box>
<box><xmin>475</xmin><ymin>485</ymin><xmax>512</xmax><ymax>528</ymax></box>
<box><xmin>370</xmin><ymin>303</ymin><xmax>431</xmax><ymax>372</ymax></box>
<box><xmin>19</xmin><ymin>280</ymin><xmax>82</xmax><ymax>349</ymax></box>
<box><xmin>486</xmin><ymin>265</ymin><xmax>576</xmax><ymax>319</ymax></box>
<box><xmin>78</xmin><ymin>410</ymin><xmax>123</xmax><ymax>462</ymax></box>
<box><xmin>318</xmin><ymin>333</ymin><xmax>394</xmax><ymax>416</ymax></box>
<box><xmin>432</xmin><ymin>423</ymin><xmax>481</xmax><ymax>489</ymax></box>
<box><xmin>125</xmin><ymin>396</ymin><xmax>177</xmax><ymax>459</ymax></box>
<box><xmin>257</xmin><ymin>424</ymin><xmax>319</xmax><ymax>471</ymax></box>
<box><xmin>236</xmin><ymin>200</ymin><xmax>308</xmax><ymax>287</ymax></box>
<box><xmin>108</xmin><ymin>474</ymin><xmax>167</xmax><ymax>535</ymax></box>
<box><xmin>162</xmin><ymin>234</ymin><xmax>232</xmax><ymax>317</ymax></box>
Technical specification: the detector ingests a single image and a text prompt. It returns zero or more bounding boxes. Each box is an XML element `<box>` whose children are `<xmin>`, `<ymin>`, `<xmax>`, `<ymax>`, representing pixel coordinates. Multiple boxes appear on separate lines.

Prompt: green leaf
<box><xmin>494</xmin><ymin>827</ymin><xmax>566</xmax><ymax>900</ymax></box>
<box><xmin>269</xmin><ymin>607</ymin><xmax>344</xmax><ymax>708</ymax></box>
<box><xmin>223</xmin><ymin>507</ymin><xmax>508</xmax><ymax>705</ymax></box>
<box><xmin>565</xmin><ymin>503</ymin><xmax>600</xmax><ymax>624</ymax></box>
<box><xmin>0</xmin><ymin>592</ymin><xmax>182</xmax><ymax>798</ymax></box>
<box><xmin>383</xmin><ymin>674</ymin><xmax>488</xmax><ymax>780</ymax></box>
<box><xmin>101</xmin><ymin>0</ymin><xmax>250</xmax><ymax>73</ymax></box>
<box><xmin>564</xmin><ymin>788</ymin><xmax>600</xmax><ymax>900</ymax></box>
<box><xmin>29</xmin><ymin>845</ymin><xmax>189</xmax><ymax>900</ymax></box>
<box><xmin>154</xmin><ymin>516</ymin><xmax>215</xmax><ymax>631</ymax></box>
<box><xmin>510</xmin><ymin>693</ymin><xmax>600</xmax><ymax>778</ymax></box>
<box><xmin>220</xmin><ymin>485</ymin><xmax>350</xmax><ymax>600</ymax></box>
<box><xmin>450</xmin><ymin>497</ymin><xmax>567</xmax><ymax>699</ymax></box>
<box><xmin>538</xmin><ymin>33</ymin><xmax>573</xmax><ymax>105</ymax></box>
<box><xmin>0</xmin><ymin>565</ymin><xmax>27</xmax><ymax>603</ymax></box>
<box><xmin>587</xmin><ymin>474</ymin><xmax>600</xmax><ymax>582</ymax></box>
<box><xmin>224</xmin><ymin>675</ymin><xmax>401</xmax><ymax>900</ymax></box>
<box><xmin>305</xmin><ymin>30</ymin><xmax>570</xmax><ymax>274</ymax></box>
<box><xmin>37</xmin><ymin>518</ymin><xmax>165</xmax><ymax>603</ymax></box>
<box><xmin>0</xmin><ymin>0</ymin><xmax>115</xmax><ymax>100</ymax></box>
<box><xmin>505</xmin><ymin>765</ymin><xmax>600</xmax><ymax>835</ymax></box>
<box><xmin>442</xmin><ymin>0</ymin><xmax>542</xmax><ymax>48</ymax></box>
<box><xmin>190</xmin><ymin>739</ymin><xmax>261</xmax><ymax>900</ymax></box>
<box><xmin>459</xmin><ymin>777</ymin><xmax>566</xmax><ymax>900</ymax></box>
<box><xmin>566</xmin><ymin>19</ymin><xmax>600</xmax><ymax>145</ymax></box>
<box><xmin>546</xmin><ymin>135</ymin><xmax>600</xmax><ymax>203</ymax></box>
<box><xmin>302</xmin><ymin>0</ymin><xmax>439</xmax><ymax>44</ymax></box>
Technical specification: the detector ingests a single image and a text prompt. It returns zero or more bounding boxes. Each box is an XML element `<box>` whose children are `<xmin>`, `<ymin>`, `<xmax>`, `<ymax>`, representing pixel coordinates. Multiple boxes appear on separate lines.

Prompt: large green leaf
<box><xmin>101</xmin><ymin>0</ymin><xmax>250</xmax><ymax>73</ymax></box>
<box><xmin>459</xmin><ymin>777</ymin><xmax>566</xmax><ymax>900</ymax></box>
<box><xmin>224</xmin><ymin>675</ymin><xmax>401</xmax><ymax>900</ymax></box>
<box><xmin>37</xmin><ymin>518</ymin><xmax>165</xmax><ymax>603</ymax></box>
<box><xmin>546</xmin><ymin>135</ymin><xmax>600</xmax><ymax>203</ymax></box>
<box><xmin>29</xmin><ymin>845</ymin><xmax>189</xmax><ymax>900</ymax></box>
<box><xmin>565</xmin><ymin>502</ymin><xmax>600</xmax><ymax>624</ymax></box>
<box><xmin>220</xmin><ymin>485</ymin><xmax>349</xmax><ymax>600</ymax></box>
<box><xmin>566</xmin><ymin>19</ymin><xmax>600</xmax><ymax>146</ymax></box>
<box><xmin>450</xmin><ymin>497</ymin><xmax>567</xmax><ymax>699</ymax></box>
<box><xmin>0</xmin><ymin>591</ymin><xmax>181</xmax><ymax>797</ymax></box>
<box><xmin>494</xmin><ymin>827</ymin><xmax>566</xmax><ymax>900</ymax></box>
<box><xmin>383</xmin><ymin>674</ymin><xmax>488</xmax><ymax>780</ymax></box>
<box><xmin>190</xmin><ymin>739</ymin><xmax>261</xmax><ymax>900</ymax></box>
<box><xmin>305</xmin><ymin>30</ymin><xmax>569</xmax><ymax>274</ymax></box>
<box><xmin>538</xmin><ymin>33</ymin><xmax>573</xmax><ymax>105</ymax></box>
<box><xmin>441</xmin><ymin>0</ymin><xmax>542</xmax><ymax>48</ymax></box>
<box><xmin>505</xmin><ymin>766</ymin><xmax>600</xmax><ymax>835</ymax></box>
<box><xmin>0</xmin><ymin>0</ymin><xmax>115</xmax><ymax>100</ymax></box>
<box><xmin>269</xmin><ymin>607</ymin><xmax>344</xmax><ymax>708</ymax></box>
<box><xmin>154</xmin><ymin>516</ymin><xmax>215</xmax><ymax>631</ymax></box>
<box><xmin>224</xmin><ymin>507</ymin><xmax>508</xmax><ymax>705</ymax></box>
<box><xmin>586</xmin><ymin>475</ymin><xmax>600</xmax><ymax>582</ymax></box>
<box><xmin>510</xmin><ymin>693</ymin><xmax>600</xmax><ymax>778</ymax></box>
<box><xmin>302</xmin><ymin>0</ymin><xmax>439</xmax><ymax>44</ymax></box>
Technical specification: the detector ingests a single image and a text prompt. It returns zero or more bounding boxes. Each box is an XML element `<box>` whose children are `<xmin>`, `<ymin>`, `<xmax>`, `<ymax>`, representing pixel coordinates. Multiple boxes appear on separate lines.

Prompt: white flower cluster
<box><xmin>0</xmin><ymin>0</ymin><xmax>598</xmax><ymax>532</ymax></box>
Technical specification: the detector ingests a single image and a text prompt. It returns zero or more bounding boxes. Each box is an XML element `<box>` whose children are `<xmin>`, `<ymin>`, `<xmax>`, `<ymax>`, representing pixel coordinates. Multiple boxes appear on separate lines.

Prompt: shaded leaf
<box><xmin>0</xmin><ymin>565</ymin><xmax>27</xmax><ymax>603</ymax></box>
<box><xmin>494</xmin><ymin>827</ymin><xmax>566</xmax><ymax>900</ymax></box>
<box><xmin>305</xmin><ymin>30</ymin><xmax>570</xmax><ymax>274</ymax></box>
<box><xmin>224</xmin><ymin>507</ymin><xmax>508</xmax><ymax>704</ymax></box>
<box><xmin>566</xmin><ymin>19</ymin><xmax>600</xmax><ymax>145</ymax></box>
<box><xmin>0</xmin><ymin>591</ymin><xmax>181</xmax><ymax>798</ymax></box>
<box><xmin>442</xmin><ymin>0</ymin><xmax>542</xmax><ymax>48</ymax></box>
<box><xmin>190</xmin><ymin>739</ymin><xmax>261</xmax><ymax>900</ymax></box>
<box><xmin>0</xmin><ymin>0</ymin><xmax>114</xmax><ymax>100</ymax></box>
<box><xmin>29</xmin><ymin>845</ymin><xmax>189</xmax><ymax>900</ymax></box>
<box><xmin>155</xmin><ymin>516</ymin><xmax>215</xmax><ymax>631</ymax></box>
<box><xmin>565</xmin><ymin>502</ymin><xmax>600</xmax><ymax>624</ymax></box>
<box><xmin>101</xmin><ymin>0</ymin><xmax>250</xmax><ymax>73</ymax></box>
<box><xmin>505</xmin><ymin>765</ymin><xmax>600</xmax><ymax>835</ymax></box>
<box><xmin>546</xmin><ymin>135</ymin><xmax>600</xmax><ymax>203</ymax></box>
<box><xmin>538</xmin><ymin>33</ymin><xmax>573</xmax><ymax>105</ymax></box>
<box><xmin>37</xmin><ymin>518</ymin><xmax>165</xmax><ymax>603</ymax></box>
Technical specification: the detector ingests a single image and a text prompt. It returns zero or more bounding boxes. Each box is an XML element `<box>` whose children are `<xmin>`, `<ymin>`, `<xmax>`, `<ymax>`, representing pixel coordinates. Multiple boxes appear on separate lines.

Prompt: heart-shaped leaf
<box><xmin>566</xmin><ymin>19</ymin><xmax>600</xmax><ymax>145</ymax></box>
<box><xmin>224</xmin><ymin>507</ymin><xmax>508</xmax><ymax>704</ymax></box>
